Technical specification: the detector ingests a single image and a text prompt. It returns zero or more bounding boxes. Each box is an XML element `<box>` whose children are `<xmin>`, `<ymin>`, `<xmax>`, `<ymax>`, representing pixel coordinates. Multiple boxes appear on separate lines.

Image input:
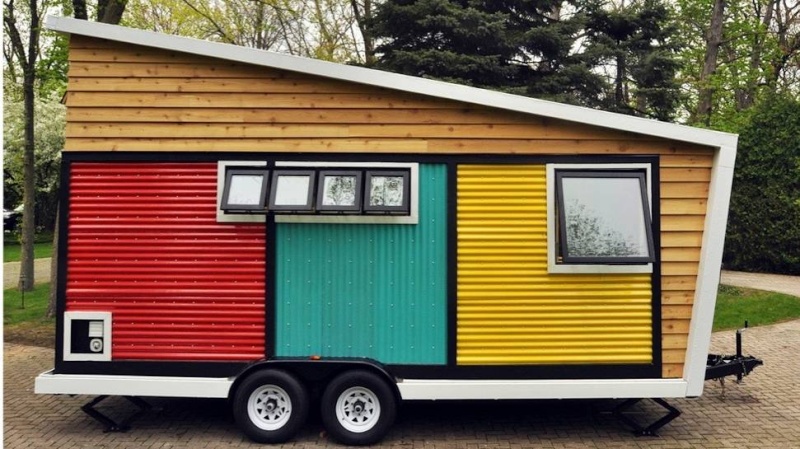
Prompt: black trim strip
<box><xmin>446</xmin><ymin>163</ymin><xmax>458</xmax><ymax>367</ymax></box>
<box><xmin>54</xmin><ymin>152</ymin><xmax>663</xmax><ymax>381</ymax></box>
<box><xmin>650</xmin><ymin>158</ymin><xmax>663</xmax><ymax>371</ymax></box>
<box><xmin>53</xmin><ymin>160</ymin><xmax>72</xmax><ymax>372</ymax></box>
<box><xmin>53</xmin><ymin>360</ymin><xmax>659</xmax><ymax>379</ymax></box>
<box><xmin>56</xmin><ymin>360</ymin><xmax>252</xmax><ymax>377</ymax></box>
<box><xmin>389</xmin><ymin>363</ymin><xmax>660</xmax><ymax>380</ymax></box>
<box><xmin>265</xmin><ymin>161</ymin><xmax>277</xmax><ymax>358</ymax></box>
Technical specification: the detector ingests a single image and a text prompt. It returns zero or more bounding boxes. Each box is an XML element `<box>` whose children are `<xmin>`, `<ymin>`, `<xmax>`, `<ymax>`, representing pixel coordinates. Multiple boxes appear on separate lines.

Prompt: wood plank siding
<box><xmin>66</xmin><ymin>35</ymin><xmax>715</xmax><ymax>378</ymax></box>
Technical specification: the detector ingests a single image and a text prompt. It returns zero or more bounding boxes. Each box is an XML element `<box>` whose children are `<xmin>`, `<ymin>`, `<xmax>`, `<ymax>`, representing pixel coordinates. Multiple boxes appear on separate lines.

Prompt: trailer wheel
<box><xmin>320</xmin><ymin>370</ymin><xmax>397</xmax><ymax>445</ymax></box>
<box><xmin>233</xmin><ymin>370</ymin><xmax>309</xmax><ymax>444</ymax></box>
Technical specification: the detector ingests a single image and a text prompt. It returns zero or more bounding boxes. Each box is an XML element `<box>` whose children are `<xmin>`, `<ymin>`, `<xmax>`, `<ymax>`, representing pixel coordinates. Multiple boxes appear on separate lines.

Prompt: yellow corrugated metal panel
<box><xmin>456</xmin><ymin>164</ymin><xmax>652</xmax><ymax>365</ymax></box>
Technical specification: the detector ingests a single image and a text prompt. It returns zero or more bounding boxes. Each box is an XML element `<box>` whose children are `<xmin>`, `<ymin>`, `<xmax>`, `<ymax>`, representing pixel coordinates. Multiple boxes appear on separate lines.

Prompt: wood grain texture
<box><xmin>68</xmin><ymin>77</ymin><xmax>389</xmax><ymax>94</ymax></box>
<box><xmin>65</xmin><ymin>122</ymin><xmax>644</xmax><ymax>140</ymax></box>
<box><xmin>662</xmin><ymin>363</ymin><xmax>683</xmax><ymax>378</ymax></box>
<box><xmin>66</xmin><ymin>107</ymin><xmax>538</xmax><ymax>124</ymax></box>
<box><xmin>662</xmin><ymin>334</ymin><xmax>688</xmax><ymax>349</ymax></box>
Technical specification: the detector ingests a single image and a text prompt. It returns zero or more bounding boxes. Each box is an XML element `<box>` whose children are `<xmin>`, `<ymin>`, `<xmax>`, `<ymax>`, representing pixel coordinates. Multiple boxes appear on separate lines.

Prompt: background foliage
<box><xmin>724</xmin><ymin>96</ymin><xmax>800</xmax><ymax>274</ymax></box>
<box><xmin>3</xmin><ymin>97</ymin><xmax>65</xmax><ymax>230</ymax></box>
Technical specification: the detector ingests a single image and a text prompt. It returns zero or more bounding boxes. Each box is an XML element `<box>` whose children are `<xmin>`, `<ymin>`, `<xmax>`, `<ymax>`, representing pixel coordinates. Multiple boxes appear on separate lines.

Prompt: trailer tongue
<box><xmin>706</xmin><ymin>322</ymin><xmax>764</xmax><ymax>385</ymax></box>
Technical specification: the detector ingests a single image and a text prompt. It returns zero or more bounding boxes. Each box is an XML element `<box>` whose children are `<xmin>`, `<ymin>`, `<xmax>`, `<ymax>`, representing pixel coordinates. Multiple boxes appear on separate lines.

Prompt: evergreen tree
<box><xmin>499</xmin><ymin>0</ymin><xmax>606</xmax><ymax>106</ymax></box>
<box><xmin>370</xmin><ymin>0</ymin><xmax>523</xmax><ymax>90</ymax></box>
<box><xmin>370</xmin><ymin>0</ymin><xmax>606</xmax><ymax>103</ymax></box>
<box><xmin>584</xmin><ymin>0</ymin><xmax>682</xmax><ymax>120</ymax></box>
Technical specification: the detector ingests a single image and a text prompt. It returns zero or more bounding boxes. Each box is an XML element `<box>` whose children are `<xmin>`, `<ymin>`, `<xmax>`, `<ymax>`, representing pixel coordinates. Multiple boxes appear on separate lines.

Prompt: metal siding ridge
<box><xmin>275</xmin><ymin>164</ymin><xmax>447</xmax><ymax>364</ymax></box>
<box><xmin>456</xmin><ymin>164</ymin><xmax>653</xmax><ymax>366</ymax></box>
<box><xmin>66</xmin><ymin>162</ymin><xmax>267</xmax><ymax>362</ymax></box>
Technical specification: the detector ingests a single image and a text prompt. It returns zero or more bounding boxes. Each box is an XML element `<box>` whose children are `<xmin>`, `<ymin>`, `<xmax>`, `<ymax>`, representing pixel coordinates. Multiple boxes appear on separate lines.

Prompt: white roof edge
<box><xmin>47</xmin><ymin>15</ymin><xmax>737</xmax><ymax>150</ymax></box>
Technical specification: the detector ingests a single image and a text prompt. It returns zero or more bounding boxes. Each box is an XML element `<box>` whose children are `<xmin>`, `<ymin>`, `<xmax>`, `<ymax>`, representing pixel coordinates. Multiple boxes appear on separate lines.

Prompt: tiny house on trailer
<box><xmin>36</xmin><ymin>16</ymin><xmax>738</xmax><ymax>445</ymax></box>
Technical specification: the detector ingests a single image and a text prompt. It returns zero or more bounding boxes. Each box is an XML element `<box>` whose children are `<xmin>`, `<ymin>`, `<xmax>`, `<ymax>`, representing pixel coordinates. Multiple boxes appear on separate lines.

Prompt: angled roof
<box><xmin>46</xmin><ymin>15</ymin><xmax>737</xmax><ymax>153</ymax></box>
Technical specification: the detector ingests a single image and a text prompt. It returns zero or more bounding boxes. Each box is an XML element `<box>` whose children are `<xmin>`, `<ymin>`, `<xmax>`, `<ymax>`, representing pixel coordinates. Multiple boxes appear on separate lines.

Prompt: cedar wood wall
<box><xmin>65</xmin><ymin>35</ymin><xmax>714</xmax><ymax>378</ymax></box>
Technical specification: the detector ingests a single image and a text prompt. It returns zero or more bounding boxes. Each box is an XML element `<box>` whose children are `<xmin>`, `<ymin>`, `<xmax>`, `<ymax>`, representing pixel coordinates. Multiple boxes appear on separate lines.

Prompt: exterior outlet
<box><xmin>63</xmin><ymin>312</ymin><xmax>112</xmax><ymax>362</ymax></box>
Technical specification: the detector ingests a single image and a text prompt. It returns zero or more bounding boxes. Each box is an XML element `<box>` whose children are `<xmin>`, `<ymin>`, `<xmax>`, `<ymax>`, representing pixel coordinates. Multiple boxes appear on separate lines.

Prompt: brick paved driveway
<box><xmin>5</xmin><ymin>320</ymin><xmax>800</xmax><ymax>449</ymax></box>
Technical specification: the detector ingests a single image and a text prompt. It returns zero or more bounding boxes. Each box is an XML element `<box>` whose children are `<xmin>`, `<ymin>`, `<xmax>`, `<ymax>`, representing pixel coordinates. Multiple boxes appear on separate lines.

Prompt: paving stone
<box><xmin>5</xmin><ymin>320</ymin><xmax>800</xmax><ymax>448</ymax></box>
<box><xmin>720</xmin><ymin>270</ymin><xmax>800</xmax><ymax>297</ymax></box>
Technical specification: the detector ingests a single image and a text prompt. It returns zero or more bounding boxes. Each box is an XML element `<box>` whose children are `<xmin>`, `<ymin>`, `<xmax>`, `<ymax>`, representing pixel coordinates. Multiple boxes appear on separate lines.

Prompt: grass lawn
<box><xmin>713</xmin><ymin>284</ymin><xmax>800</xmax><ymax>331</ymax></box>
<box><xmin>3</xmin><ymin>283</ymin><xmax>799</xmax><ymax>349</ymax></box>
<box><xmin>3</xmin><ymin>232</ymin><xmax>55</xmax><ymax>262</ymax></box>
<box><xmin>3</xmin><ymin>283</ymin><xmax>55</xmax><ymax>347</ymax></box>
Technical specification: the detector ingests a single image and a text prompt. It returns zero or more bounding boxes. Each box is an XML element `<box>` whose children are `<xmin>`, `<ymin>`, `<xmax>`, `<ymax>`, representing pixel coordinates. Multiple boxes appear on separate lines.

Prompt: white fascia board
<box><xmin>35</xmin><ymin>370</ymin><xmax>233</xmax><ymax>398</ymax></box>
<box><xmin>46</xmin><ymin>16</ymin><xmax>736</xmax><ymax>150</ymax></box>
<box><xmin>683</xmin><ymin>142</ymin><xmax>738</xmax><ymax>396</ymax></box>
<box><xmin>397</xmin><ymin>378</ymin><xmax>688</xmax><ymax>400</ymax></box>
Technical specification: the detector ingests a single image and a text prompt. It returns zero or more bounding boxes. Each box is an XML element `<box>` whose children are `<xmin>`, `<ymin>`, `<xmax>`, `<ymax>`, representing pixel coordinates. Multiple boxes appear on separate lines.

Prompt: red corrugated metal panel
<box><xmin>66</xmin><ymin>162</ymin><xmax>266</xmax><ymax>361</ymax></box>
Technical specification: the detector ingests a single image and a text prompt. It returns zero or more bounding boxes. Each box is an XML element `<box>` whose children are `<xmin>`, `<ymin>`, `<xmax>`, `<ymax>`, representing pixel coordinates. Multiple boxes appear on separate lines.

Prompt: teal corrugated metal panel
<box><xmin>276</xmin><ymin>164</ymin><xmax>447</xmax><ymax>365</ymax></box>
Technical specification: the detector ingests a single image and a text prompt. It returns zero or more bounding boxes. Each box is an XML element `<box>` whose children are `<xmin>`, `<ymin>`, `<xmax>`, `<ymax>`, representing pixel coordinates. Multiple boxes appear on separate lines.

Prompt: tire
<box><xmin>233</xmin><ymin>369</ymin><xmax>309</xmax><ymax>444</ymax></box>
<box><xmin>320</xmin><ymin>370</ymin><xmax>397</xmax><ymax>446</ymax></box>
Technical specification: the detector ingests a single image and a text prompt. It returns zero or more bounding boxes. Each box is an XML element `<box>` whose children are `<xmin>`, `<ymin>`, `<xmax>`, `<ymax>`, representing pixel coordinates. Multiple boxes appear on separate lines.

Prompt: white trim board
<box><xmin>46</xmin><ymin>16</ymin><xmax>737</xmax><ymax>150</ymax></box>
<box><xmin>683</xmin><ymin>144</ymin><xmax>737</xmax><ymax>396</ymax></box>
<box><xmin>397</xmin><ymin>378</ymin><xmax>688</xmax><ymax>400</ymax></box>
<box><xmin>35</xmin><ymin>370</ymin><xmax>688</xmax><ymax>400</ymax></box>
<box><xmin>35</xmin><ymin>370</ymin><xmax>234</xmax><ymax>398</ymax></box>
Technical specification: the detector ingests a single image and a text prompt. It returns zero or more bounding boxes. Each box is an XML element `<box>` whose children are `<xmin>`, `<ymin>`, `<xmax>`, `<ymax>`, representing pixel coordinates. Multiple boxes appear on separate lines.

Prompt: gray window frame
<box><xmin>268</xmin><ymin>170</ymin><xmax>316</xmax><ymax>212</ymax></box>
<box><xmin>220</xmin><ymin>168</ymin><xmax>270</xmax><ymax>213</ymax></box>
<box><xmin>363</xmin><ymin>170</ymin><xmax>411</xmax><ymax>214</ymax></box>
<box><xmin>315</xmin><ymin>170</ymin><xmax>363</xmax><ymax>213</ymax></box>
<box><xmin>555</xmin><ymin>170</ymin><xmax>655</xmax><ymax>265</ymax></box>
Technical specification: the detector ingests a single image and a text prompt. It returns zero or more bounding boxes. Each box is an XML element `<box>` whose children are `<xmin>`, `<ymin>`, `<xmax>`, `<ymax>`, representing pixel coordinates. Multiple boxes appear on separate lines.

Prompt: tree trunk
<box><xmin>738</xmin><ymin>0</ymin><xmax>775</xmax><ymax>110</ymax></box>
<box><xmin>615</xmin><ymin>51</ymin><xmax>627</xmax><ymax>111</ymax></box>
<box><xmin>767</xmin><ymin>0</ymin><xmax>800</xmax><ymax>91</ymax></box>
<box><xmin>72</xmin><ymin>0</ymin><xmax>87</xmax><ymax>20</ymax></box>
<box><xmin>351</xmin><ymin>0</ymin><xmax>375</xmax><ymax>65</ymax></box>
<box><xmin>696</xmin><ymin>0</ymin><xmax>726</xmax><ymax>125</ymax></box>
<box><xmin>98</xmin><ymin>0</ymin><xmax>127</xmax><ymax>24</ymax></box>
<box><xmin>19</xmin><ymin>67</ymin><xmax>36</xmax><ymax>291</ymax></box>
<box><xmin>17</xmin><ymin>0</ymin><xmax>41</xmax><ymax>292</ymax></box>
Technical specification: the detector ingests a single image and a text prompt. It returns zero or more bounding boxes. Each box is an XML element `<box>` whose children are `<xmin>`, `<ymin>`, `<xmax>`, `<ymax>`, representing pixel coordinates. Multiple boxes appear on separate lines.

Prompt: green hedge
<box><xmin>723</xmin><ymin>96</ymin><xmax>800</xmax><ymax>275</ymax></box>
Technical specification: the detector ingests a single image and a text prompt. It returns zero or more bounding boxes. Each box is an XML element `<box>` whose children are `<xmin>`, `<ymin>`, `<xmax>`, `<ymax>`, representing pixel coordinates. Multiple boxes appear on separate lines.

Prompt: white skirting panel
<box><xmin>34</xmin><ymin>370</ymin><xmax>233</xmax><ymax>398</ymax></box>
<box><xmin>36</xmin><ymin>370</ymin><xmax>688</xmax><ymax>401</ymax></box>
<box><xmin>397</xmin><ymin>378</ymin><xmax>688</xmax><ymax>400</ymax></box>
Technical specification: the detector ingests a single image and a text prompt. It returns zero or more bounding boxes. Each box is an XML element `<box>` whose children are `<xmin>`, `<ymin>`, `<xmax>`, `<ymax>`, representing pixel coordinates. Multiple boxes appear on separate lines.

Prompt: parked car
<box><xmin>4</xmin><ymin>208</ymin><xmax>21</xmax><ymax>232</ymax></box>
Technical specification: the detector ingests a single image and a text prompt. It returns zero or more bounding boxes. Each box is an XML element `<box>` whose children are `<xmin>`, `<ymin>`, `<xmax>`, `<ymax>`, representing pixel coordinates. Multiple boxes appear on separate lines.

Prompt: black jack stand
<box><xmin>613</xmin><ymin>398</ymin><xmax>682</xmax><ymax>436</ymax></box>
<box><xmin>81</xmin><ymin>395</ymin><xmax>153</xmax><ymax>432</ymax></box>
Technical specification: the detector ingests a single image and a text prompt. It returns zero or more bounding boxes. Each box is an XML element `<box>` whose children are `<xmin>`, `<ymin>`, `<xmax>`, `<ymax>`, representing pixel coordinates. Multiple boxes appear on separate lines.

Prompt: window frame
<box><xmin>315</xmin><ymin>170</ymin><xmax>364</xmax><ymax>213</ymax></box>
<box><xmin>217</xmin><ymin>161</ymin><xmax>419</xmax><ymax>224</ymax></box>
<box><xmin>546</xmin><ymin>163</ymin><xmax>654</xmax><ymax>274</ymax></box>
<box><xmin>268</xmin><ymin>169</ymin><xmax>316</xmax><ymax>212</ymax></box>
<box><xmin>220</xmin><ymin>167</ymin><xmax>270</xmax><ymax>213</ymax></box>
<box><xmin>363</xmin><ymin>170</ymin><xmax>411</xmax><ymax>214</ymax></box>
<box><xmin>217</xmin><ymin>161</ymin><xmax>268</xmax><ymax>223</ymax></box>
<box><xmin>277</xmin><ymin>162</ymin><xmax>416</xmax><ymax>224</ymax></box>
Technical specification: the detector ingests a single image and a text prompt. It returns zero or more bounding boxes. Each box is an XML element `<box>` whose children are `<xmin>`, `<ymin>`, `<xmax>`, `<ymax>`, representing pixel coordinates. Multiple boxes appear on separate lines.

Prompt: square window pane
<box><xmin>560</xmin><ymin>175</ymin><xmax>651</xmax><ymax>260</ymax></box>
<box><xmin>321</xmin><ymin>175</ymin><xmax>358</xmax><ymax>206</ymax></box>
<box><xmin>226</xmin><ymin>174</ymin><xmax>265</xmax><ymax>206</ymax></box>
<box><xmin>274</xmin><ymin>175</ymin><xmax>312</xmax><ymax>206</ymax></box>
<box><xmin>369</xmin><ymin>176</ymin><xmax>405</xmax><ymax>207</ymax></box>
